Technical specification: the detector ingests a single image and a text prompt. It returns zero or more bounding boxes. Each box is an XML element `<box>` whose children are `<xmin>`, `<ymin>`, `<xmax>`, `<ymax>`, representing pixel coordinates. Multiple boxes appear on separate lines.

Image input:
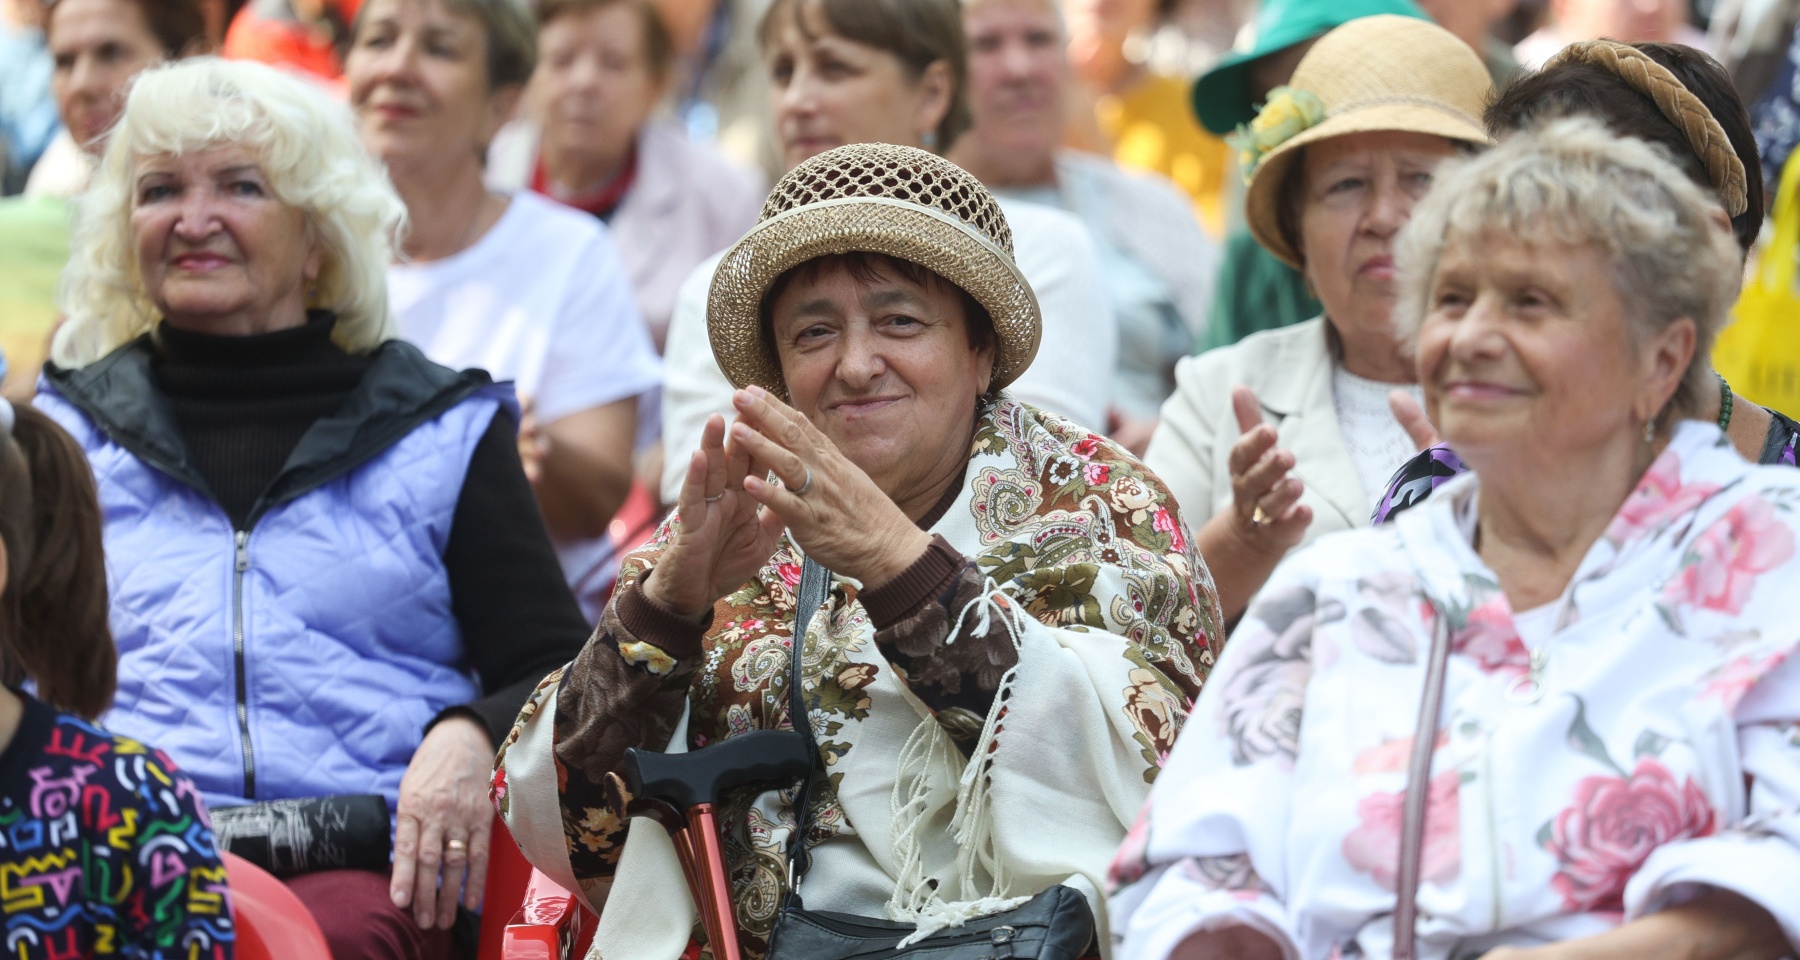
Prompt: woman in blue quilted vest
<box><xmin>35</xmin><ymin>58</ymin><xmax>590</xmax><ymax>960</ymax></box>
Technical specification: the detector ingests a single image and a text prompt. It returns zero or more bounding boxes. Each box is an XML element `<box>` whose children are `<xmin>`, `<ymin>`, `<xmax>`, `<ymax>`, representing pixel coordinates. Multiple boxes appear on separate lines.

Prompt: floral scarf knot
<box><xmin>1228</xmin><ymin>86</ymin><xmax>1327</xmax><ymax>180</ymax></box>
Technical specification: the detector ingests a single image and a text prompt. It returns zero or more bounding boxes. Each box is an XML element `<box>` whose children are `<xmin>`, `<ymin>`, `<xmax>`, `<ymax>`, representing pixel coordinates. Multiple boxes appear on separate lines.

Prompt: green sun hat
<box><xmin>1191</xmin><ymin>0</ymin><xmax>1429</xmax><ymax>135</ymax></box>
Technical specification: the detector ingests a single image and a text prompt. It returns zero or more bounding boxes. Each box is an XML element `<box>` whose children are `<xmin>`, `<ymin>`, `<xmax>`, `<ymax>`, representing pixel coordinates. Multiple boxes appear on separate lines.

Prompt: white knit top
<box><xmin>1331</xmin><ymin>365</ymin><xmax>1423</xmax><ymax>512</ymax></box>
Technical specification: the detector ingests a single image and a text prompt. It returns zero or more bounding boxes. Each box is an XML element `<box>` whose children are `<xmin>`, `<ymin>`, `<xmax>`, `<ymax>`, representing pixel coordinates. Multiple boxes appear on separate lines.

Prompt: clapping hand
<box><xmin>1388</xmin><ymin>389</ymin><xmax>1440</xmax><ymax>452</ymax></box>
<box><xmin>727</xmin><ymin>387</ymin><xmax>931</xmax><ymax>591</ymax></box>
<box><xmin>640</xmin><ymin>412</ymin><xmax>785</xmax><ymax>621</ymax></box>
<box><xmin>1226</xmin><ymin>385</ymin><xmax>1311</xmax><ymax>550</ymax></box>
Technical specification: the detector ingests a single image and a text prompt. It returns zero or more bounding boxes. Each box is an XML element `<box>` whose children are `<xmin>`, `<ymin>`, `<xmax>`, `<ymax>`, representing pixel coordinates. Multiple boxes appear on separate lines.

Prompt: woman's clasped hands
<box><xmin>641</xmin><ymin>386</ymin><xmax>933</xmax><ymax>622</ymax></box>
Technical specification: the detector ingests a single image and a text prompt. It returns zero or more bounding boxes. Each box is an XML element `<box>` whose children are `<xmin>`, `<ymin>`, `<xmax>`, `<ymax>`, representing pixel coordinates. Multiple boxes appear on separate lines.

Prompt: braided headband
<box><xmin>1547</xmin><ymin>40</ymin><xmax>1749</xmax><ymax>217</ymax></box>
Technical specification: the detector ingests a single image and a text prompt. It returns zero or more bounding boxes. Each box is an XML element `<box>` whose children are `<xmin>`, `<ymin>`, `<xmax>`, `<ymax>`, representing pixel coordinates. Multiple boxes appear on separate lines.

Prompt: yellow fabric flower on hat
<box><xmin>1227</xmin><ymin>86</ymin><xmax>1327</xmax><ymax>180</ymax></box>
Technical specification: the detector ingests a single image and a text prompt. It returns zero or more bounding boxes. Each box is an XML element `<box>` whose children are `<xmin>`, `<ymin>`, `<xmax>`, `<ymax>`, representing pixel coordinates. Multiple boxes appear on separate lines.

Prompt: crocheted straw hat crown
<box><xmin>708</xmin><ymin>143</ymin><xmax>1041</xmax><ymax>398</ymax></box>
<box><xmin>1240</xmin><ymin>14</ymin><xmax>1494</xmax><ymax>269</ymax></box>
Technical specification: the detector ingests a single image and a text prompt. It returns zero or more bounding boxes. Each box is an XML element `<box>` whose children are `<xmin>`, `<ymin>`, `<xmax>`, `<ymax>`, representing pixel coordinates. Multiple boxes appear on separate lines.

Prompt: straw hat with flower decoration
<box><xmin>1233</xmin><ymin>15</ymin><xmax>1494</xmax><ymax>270</ymax></box>
<box><xmin>707</xmin><ymin>143</ymin><xmax>1042</xmax><ymax>400</ymax></box>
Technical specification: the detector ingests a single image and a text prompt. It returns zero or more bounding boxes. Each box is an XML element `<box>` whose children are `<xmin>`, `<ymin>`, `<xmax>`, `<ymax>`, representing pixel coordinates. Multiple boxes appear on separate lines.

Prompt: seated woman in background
<box><xmin>26</xmin><ymin>0</ymin><xmax>208</xmax><ymax>197</ymax></box>
<box><xmin>950</xmin><ymin>0</ymin><xmax>1219</xmax><ymax>455</ymax></box>
<box><xmin>345</xmin><ymin>0</ymin><xmax>663</xmax><ymax>617</ymax></box>
<box><xmin>1376</xmin><ymin>40</ymin><xmax>1794</xmax><ymax>525</ymax></box>
<box><xmin>38</xmin><ymin>58</ymin><xmax>589</xmax><ymax>960</ymax></box>
<box><xmin>0</xmin><ymin>0</ymin><xmax>206</xmax><ymax>399</ymax></box>
<box><xmin>487</xmin><ymin>0</ymin><xmax>766</xmax><ymax>348</ymax></box>
<box><xmin>1111</xmin><ymin>118</ymin><xmax>1799</xmax><ymax>960</ymax></box>
<box><xmin>1144</xmin><ymin>15</ymin><xmax>1492</xmax><ymax>622</ymax></box>
<box><xmin>0</xmin><ymin>401</ymin><xmax>233</xmax><ymax>959</ymax></box>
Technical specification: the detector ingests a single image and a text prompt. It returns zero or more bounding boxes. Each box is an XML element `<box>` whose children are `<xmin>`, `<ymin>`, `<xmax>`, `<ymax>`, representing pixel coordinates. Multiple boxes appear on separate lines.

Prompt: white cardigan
<box><xmin>1144</xmin><ymin>317</ymin><xmax>1369</xmax><ymax>547</ymax></box>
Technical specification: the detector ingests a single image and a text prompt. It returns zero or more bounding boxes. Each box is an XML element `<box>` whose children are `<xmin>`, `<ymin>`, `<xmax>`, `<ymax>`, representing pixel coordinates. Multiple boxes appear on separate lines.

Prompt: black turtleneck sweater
<box><xmin>150</xmin><ymin>316</ymin><xmax>590</xmax><ymax>744</ymax></box>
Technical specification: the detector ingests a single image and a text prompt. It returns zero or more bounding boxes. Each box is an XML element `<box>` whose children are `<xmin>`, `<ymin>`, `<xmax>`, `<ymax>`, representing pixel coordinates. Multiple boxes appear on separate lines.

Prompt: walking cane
<box><xmin>622</xmin><ymin>730</ymin><xmax>812</xmax><ymax>960</ymax></box>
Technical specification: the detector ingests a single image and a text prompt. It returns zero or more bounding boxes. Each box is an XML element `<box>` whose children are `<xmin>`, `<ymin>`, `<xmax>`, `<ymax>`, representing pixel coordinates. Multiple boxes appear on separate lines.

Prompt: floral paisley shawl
<box><xmin>1110</xmin><ymin>422</ymin><xmax>1800</xmax><ymax>960</ymax></box>
<box><xmin>495</xmin><ymin>397</ymin><xmax>1220</xmax><ymax>960</ymax></box>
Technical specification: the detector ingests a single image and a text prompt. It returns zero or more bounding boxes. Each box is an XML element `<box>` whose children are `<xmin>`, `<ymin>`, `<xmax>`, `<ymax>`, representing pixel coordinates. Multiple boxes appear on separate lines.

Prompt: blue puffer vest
<box><xmin>38</xmin><ymin>337</ymin><xmax>512</xmax><ymax>814</ymax></box>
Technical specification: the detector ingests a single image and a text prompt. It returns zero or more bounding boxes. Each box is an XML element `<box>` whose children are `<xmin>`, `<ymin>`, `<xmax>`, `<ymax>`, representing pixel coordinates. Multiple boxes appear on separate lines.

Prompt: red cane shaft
<box><xmin>687</xmin><ymin>803</ymin><xmax>741</xmax><ymax>960</ymax></box>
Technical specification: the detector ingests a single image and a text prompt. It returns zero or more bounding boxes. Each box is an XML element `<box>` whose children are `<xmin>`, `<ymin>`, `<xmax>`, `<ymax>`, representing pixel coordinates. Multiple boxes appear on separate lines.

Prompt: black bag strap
<box><xmin>1393</xmin><ymin>612</ymin><xmax>1452</xmax><ymax>960</ymax></box>
<box><xmin>784</xmin><ymin>557</ymin><xmax>832</xmax><ymax>893</ymax></box>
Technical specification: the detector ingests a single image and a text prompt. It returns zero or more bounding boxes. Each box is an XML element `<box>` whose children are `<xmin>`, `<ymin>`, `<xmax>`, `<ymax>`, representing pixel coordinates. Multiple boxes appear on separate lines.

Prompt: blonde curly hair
<box><xmin>53</xmin><ymin>58</ymin><xmax>407</xmax><ymax>369</ymax></box>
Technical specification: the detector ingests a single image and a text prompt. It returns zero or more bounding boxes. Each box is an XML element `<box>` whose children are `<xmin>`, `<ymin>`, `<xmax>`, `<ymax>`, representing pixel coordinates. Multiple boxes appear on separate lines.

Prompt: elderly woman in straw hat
<box><xmin>1145</xmin><ymin>15</ymin><xmax>1493</xmax><ymax>623</ymax></box>
<box><xmin>494</xmin><ymin>143</ymin><xmax>1222</xmax><ymax>958</ymax></box>
<box><xmin>1109</xmin><ymin>117</ymin><xmax>1800</xmax><ymax>960</ymax></box>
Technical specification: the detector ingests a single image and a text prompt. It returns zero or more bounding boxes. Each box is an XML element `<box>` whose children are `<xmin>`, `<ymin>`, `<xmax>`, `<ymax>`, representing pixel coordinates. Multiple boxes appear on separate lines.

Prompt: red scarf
<box><xmin>531</xmin><ymin>145</ymin><xmax>639</xmax><ymax>220</ymax></box>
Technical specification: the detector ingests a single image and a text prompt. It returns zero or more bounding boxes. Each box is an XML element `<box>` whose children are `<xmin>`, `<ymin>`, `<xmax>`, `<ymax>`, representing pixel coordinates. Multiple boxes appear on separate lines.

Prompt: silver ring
<box><xmin>794</xmin><ymin>467</ymin><xmax>814</xmax><ymax>496</ymax></box>
<box><xmin>705</xmin><ymin>493</ymin><xmax>724</xmax><ymax>503</ymax></box>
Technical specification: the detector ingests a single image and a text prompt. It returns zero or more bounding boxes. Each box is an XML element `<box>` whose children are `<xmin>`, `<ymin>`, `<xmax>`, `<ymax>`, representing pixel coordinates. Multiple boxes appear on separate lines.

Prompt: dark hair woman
<box><xmin>0</xmin><ymin>402</ymin><xmax>235</xmax><ymax>957</ymax></box>
<box><xmin>497</xmin><ymin>143</ymin><xmax>1221</xmax><ymax>960</ymax></box>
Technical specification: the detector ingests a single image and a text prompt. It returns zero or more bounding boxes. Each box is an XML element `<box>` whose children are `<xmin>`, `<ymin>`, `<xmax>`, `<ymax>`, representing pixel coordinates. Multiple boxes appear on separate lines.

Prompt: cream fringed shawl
<box><xmin>497</xmin><ymin>399</ymin><xmax>1220</xmax><ymax>959</ymax></box>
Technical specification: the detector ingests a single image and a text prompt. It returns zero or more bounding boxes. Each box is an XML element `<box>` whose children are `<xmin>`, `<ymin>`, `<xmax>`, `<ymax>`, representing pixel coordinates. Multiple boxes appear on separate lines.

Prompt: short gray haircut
<box><xmin>54</xmin><ymin>58</ymin><xmax>407</xmax><ymax>368</ymax></box>
<box><xmin>1395</xmin><ymin>116</ymin><xmax>1741</xmax><ymax>419</ymax></box>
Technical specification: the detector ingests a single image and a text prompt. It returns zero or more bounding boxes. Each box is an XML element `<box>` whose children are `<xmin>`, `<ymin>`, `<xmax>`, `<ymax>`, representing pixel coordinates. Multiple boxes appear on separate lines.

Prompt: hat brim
<box><xmin>1192</xmin><ymin>52</ymin><xmax>1260</xmax><ymax>135</ymax></box>
<box><xmin>708</xmin><ymin>197</ymin><xmax>1043</xmax><ymax>399</ymax></box>
<box><xmin>1245</xmin><ymin>104</ymin><xmax>1491</xmax><ymax>269</ymax></box>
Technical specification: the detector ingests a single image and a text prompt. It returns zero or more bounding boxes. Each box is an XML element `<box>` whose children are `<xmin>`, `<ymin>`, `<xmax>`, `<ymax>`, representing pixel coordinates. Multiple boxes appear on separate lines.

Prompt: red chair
<box><xmin>222</xmin><ymin>852</ymin><xmax>333</xmax><ymax>960</ymax></box>
<box><xmin>480</xmin><ymin>814</ymin><xmax>596</xmax><ymax>960</ymax></box>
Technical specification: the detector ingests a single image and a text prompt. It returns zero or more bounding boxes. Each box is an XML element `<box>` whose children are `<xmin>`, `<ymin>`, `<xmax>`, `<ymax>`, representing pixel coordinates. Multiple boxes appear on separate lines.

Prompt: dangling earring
<box><xmin>921</xmin><ymin>129</ymin><xmax>939</xmax><ymax>151</ymax></box>
<box><xmin>1642</xmin><ymin>414</ymin><xmax>1657</xmax><ymax>445</ymax></box>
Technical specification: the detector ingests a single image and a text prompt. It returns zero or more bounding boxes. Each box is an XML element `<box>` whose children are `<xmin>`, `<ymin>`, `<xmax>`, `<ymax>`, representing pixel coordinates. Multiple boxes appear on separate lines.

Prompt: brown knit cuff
<box><xmin>615</xmin><ymin>577</ymin><xmax>711</xmax><ymax>660</ymax></box>
<box><xmin>860</xmin><ymin>535</ymin><xmax>964</xmax><ymax>630</ymax></box>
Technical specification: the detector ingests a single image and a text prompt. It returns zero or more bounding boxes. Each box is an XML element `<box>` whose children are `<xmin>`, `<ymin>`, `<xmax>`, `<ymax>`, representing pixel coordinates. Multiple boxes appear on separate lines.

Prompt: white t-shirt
<box><xmin>388</xmin><ymin>191</ymin><xmax>662</xmax><ymax>615</ymax></box>
<box><xmin>388</xmin><ymin>190</ymin><xmax>662</xmax><ymax>424</ymax></box>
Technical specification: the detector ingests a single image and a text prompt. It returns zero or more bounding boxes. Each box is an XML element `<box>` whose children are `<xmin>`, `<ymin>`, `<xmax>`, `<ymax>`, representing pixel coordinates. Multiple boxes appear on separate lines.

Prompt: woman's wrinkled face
<box><xmin>47</xmin><ymin>0</ymin><xmax>167</xmax><ymax>153</ymax></box>
<box><xmin>534</xmin><ymin>4</ymin><xmax>663</xmax><ymax>166</ymax></box>
<box><xmin>963</xmin><ymin>0</ymin><xmax>1066</xmax><ymax>161</ymax></box>
<box><xmin>765</xmin><ymin>0</ymin><xmax>951</xmax><ymax>171</ymax></box>
<box><xmin>1416</xmin><ymin>234</ymin><xmax>1690</xmax><ymax>465</ymax></box>
<box><xmin>769</xmin><ymin>258</ymin><xmax>994</xmax><ymax>500</ymax></box>
<box><xmin>1298</xmin><ymin>130</ymin><xmax>1458</xmax><ymax>346</ymax></box>
<box><xmin>131</xmin><ymin>145</ymin><xmax>322</xmax><ymax>333</ymax></box>
<box><xmin>346</xmin><ymin>0</ymin><xmax>512</xmax><ymax>172</ymax></box>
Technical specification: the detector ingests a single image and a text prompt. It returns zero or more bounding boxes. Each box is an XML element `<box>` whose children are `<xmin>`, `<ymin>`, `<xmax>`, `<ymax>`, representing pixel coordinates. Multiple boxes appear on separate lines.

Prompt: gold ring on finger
<box><xmin>446</xmin><ymin>839</ymin><xmax>468</xmax><ymax>853</ymax></box>
<box><xmin>1252</xmin><ymin>506</ymin><xmax>1270</xmax><ymax>527</ymax></box>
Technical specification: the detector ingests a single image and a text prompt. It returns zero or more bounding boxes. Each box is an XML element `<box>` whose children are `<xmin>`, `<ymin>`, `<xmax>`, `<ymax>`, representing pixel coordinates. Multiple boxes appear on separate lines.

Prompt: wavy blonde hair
<box><xmin>54</xmin><ymin>58</ymin><xmax>407</xmax><ymax>368</ymax></box>
<box><xmin>1395</xmin><ymin>116</ymin><xmax>1741</xmax><ymax>419</ymax></box>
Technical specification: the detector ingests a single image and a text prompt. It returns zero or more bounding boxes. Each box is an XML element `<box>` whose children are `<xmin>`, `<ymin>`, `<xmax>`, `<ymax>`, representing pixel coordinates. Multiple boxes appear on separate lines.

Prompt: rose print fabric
<box><xmin>1372</xmin><ymin>412</ymin><xmax>1800</xmax><ymax>525</ymax></box>
<box><xmin>0</xmin><ymin>694</ymin><xmax>234</xmax><ymax>959</ymax></box>
<box><xmin>1111</xmin><ymin>422</ymin><xmax>1800</xmax><ymax>960</ymax></box>
<box><xmin>496</xmin><ymin>398</ymin><xmax>1221</xmax><ymax>960</ymax></box>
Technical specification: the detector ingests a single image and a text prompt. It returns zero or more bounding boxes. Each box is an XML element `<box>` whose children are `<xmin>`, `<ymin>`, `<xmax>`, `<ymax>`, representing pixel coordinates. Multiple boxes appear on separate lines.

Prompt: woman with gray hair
<box><xmin>1109</xmin><ymin>117</ymin><xmax>1800</xmax><ymax>960</ymax></box>
<box><xmin>37</xmin><ymin>57</ymin><xmax>589</xmax><ymax>959</ymax></box>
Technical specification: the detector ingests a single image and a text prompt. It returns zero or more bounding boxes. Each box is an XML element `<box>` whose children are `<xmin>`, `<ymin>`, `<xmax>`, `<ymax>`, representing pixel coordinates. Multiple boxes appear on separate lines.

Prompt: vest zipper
<box><xmin>233</xmin><ymin>529</ymin><xmax>256</xmax><ymax>798</ymax></box>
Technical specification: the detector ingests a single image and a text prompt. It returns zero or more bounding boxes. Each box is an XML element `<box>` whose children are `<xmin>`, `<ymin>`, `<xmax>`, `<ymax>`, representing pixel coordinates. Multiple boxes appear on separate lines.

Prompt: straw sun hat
<box><xmin>707</xmin><ymin>143</ymin><xmax>1042</xmax><ymax>399</ymax></box>
<box><xmin>1236</xmin><ymin>15</ymin><xmax>1494</xmax><ymax>270</ymax></box>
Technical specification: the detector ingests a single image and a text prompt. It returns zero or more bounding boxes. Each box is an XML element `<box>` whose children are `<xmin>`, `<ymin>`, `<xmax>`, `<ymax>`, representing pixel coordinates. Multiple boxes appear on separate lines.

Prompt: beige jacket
<box><xmin>1144</xmin><ymin>317</ymin><xmax>1368</xmax><ymax>547</ymax></box>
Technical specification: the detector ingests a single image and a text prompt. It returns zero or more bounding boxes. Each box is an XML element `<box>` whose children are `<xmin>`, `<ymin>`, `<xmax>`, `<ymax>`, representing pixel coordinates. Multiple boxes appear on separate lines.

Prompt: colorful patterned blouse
<box><xmin>1373</xmin><ymin>412</ymin><xmax>1800</xmax><ymax>525</ymax></box>
<box><xmin>0</xmin><ymin>694</ymin><xmax>233</xmax><ymax>959</ymax></box>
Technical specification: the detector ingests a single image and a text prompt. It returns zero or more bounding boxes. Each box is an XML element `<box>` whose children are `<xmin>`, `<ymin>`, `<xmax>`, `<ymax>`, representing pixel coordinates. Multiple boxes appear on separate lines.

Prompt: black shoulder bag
<box><xmin>764</xmin><ymin>559</ymin><xmax>1096</xmax><ymax>960</ymax></box>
